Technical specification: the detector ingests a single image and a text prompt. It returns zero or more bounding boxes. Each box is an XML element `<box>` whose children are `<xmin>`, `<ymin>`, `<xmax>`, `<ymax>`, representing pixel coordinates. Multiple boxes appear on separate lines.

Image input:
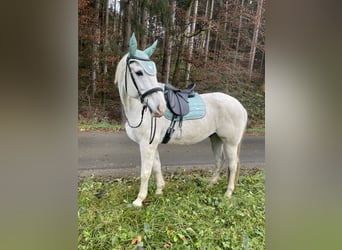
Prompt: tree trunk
<box><xmin>214</xmin><ymin>30</ymin><xmax>219</xmax><ymax>62</ymax></box>
<box><xmin>92</xmin><ymin>0</ymin><xmax>101</xmax><ymax>99</ymax></box>
<box><xmin>100</xmin><ymin>0</ymin><xmax>110</xmax><ymax>108</ymax></box>
<box><xmin>204</xmin><ymin>0</ymin><xmax>214</xmax><ymax>63</ymax></box>
<box><xmin>185</xmin><ymin>0</ymin><xmax>198</xmax><ymax>83</ymax></box>
<box><xmin>259</xmin><ymin>49</ymin><xmax>265</xmax><ymax>73</ymax></box>
<box><xmin>233</xmin><ymin>0</ymin><xmax>245</xmax><ymax>68</ymax></box>
<box><xmin>122</xmin><ymin>0</ymin><xmax>132</xmax><ymax>51</ymax></box>
<box><xmin>224</xmin><ymin>0</ymin><xmax>229</xmax><ymax>31</ymax></box>
<box><xmin>104</xmin><ymin>0</ymin><xmax>109</xmax><ymax>77</ymax></box>
<box><xmin>112</xmin><ymin>0</ymin><xmax>117</xmax><ymax>33</ymax></box>
<box><xmin>172</xmin><ymin>0</ymin><xmax>193</xmax><ymax>86</ymax></box>
<box><xmin>161</xmin><ymin>0</ymin><xmax>176</xmax><ymax>84</ymax></box>
<box><xmin>114</xmin><ymin>0</ymin><xmax>122</xmax><ymax>36</ymax></box>
<box><xmin>120</xmin><ymin>0</ymin><xmax>132</xmax><ymax>122</ymax></box>
<box><xmin>140</xmin><ymin>0</ymin><xmax>148</xmax><ymax>49</ymax></box>
<box><xmin>248</xmin><ymin>0</ymin><xmax>263</xmax><ymax>82</ymax></box>
<box><xmin>200</xmin><ymin>0</ymin><xmax>209</xmax><ymax>53</ymax></box>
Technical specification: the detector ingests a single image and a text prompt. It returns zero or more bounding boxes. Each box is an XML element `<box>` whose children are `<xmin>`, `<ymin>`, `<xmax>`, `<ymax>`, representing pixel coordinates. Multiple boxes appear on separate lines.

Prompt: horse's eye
<box><xmin>136</xmin><ymin>71</ymin><xmax>143</xmax><ymax>76</ymax></box>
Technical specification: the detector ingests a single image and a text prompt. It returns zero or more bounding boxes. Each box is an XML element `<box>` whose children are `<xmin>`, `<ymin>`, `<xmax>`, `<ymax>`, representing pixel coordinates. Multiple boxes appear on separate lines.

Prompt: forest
<box><xmin>79</xmin><ymin>0</ymin><xmax>265</xmax><ymax>128</ymax></box>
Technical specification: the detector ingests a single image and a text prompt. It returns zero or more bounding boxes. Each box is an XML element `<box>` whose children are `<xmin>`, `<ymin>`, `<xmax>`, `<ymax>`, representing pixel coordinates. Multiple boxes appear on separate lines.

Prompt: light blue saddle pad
<box><xmin>164</xmin><ymin>93</ymin><xmax>206</xmax><ymax>121</ymax></box>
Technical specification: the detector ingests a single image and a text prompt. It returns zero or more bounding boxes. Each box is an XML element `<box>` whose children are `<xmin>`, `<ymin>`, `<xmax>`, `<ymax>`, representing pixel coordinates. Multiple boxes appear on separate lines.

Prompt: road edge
<box><xmin>78</xmin><ymin>162</ymin><xmax>265</xmax><ymax>178</ymax></box>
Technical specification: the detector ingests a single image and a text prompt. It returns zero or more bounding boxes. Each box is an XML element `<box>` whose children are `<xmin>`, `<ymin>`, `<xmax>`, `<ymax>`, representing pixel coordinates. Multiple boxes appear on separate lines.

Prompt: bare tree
<box><xmin>185</xmin><ymin>0</ymin><xmax>198</xmax><ymax>83</ymax></box>
<box><xmin>103</xmin><ymin>0</ymin><xmax>110</xmax><ymax>78</ymax></box>
<box><xmin>91</xmin><ymin>0</ymin><xmax>101</xmax><ymax>99</ymax></box>
<box><xmin>172</xmin><ymin>0</ymin><xmax>193</xmax><ymax>86</ymax></box>
<box><xmin>200</xmin><ymin>0</ymin><xmax>209</xmax><ymax>53</ymax></box>
<box><xmin>140</xmin><ymin>0</ymin><xmax>148</xmax><ymax>48</ymax></box>
<box><xmin>121</xmin><ymin>0</ymin><xmax>132</xmax><ymax>51</ymax></box>
<box><xmin>161</xmin><ymin>0</ymin><xmax>176</xmax><ymax>83</ymax></box>
<box><xmin>204</xmin><ymin>0</ymin><xmax>214</xmax><ymax>63</ymax></box>
<box><xmin>224</xmin><ymin>0</ymin><xmax>229</xmax><ymax>31</ymax></box>
<box><xmin>233</xmin><ymin>0</ymin><xmax>245</xmax><ymax>68</ymax></box>
<box><xmin>248</xmin><ymin>0</ymin><xmax>263</xmax><ymax>82</ymax></box>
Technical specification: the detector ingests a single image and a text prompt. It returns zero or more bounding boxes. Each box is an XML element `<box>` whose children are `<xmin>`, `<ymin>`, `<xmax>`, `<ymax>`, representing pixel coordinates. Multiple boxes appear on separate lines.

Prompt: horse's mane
<box><xmin>114</xmin><ymin>54</ymin><xmax>128</xmax><ymax>87</ymax></box>
<box><xmin>114</xmin><ymin>54</ymin><xmax>129</xmax><ymax>103</ymax></box>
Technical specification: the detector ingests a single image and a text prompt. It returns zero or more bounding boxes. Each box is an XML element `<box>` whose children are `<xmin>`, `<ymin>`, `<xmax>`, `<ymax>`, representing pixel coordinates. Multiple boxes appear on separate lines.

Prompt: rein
<box><xmin>124</xmin><ymin>56</ymin><xmax>163</xmax><ymax>144</ymax></box>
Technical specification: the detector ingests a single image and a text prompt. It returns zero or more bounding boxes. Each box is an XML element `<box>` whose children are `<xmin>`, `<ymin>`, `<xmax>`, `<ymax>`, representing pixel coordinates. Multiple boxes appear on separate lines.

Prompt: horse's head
<box><xmin>115</xmin><ymin>33</ymin><xmax>166</xmax><ymax>117</ymax></box>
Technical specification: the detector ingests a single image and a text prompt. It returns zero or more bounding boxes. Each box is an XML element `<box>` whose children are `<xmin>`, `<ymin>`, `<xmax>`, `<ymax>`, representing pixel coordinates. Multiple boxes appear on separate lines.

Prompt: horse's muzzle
<box><xmin>150</xmin><ymin>104</ymin><xmax>165</xmax><ymax>117</ymax></box>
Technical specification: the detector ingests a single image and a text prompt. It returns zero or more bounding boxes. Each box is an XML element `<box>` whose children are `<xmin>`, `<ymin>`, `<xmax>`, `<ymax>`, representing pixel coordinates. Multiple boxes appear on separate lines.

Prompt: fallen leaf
<box><xmin>137</xmin><ymin>235</ymin><xmax>142</xmax><ymax>243</ymax></box>
<box><xmin>131</xmin><ymin>235</ymin><xmax>142</xmax><ymax>245</ymax></box>
<box><xmin>163</xmin><ymin>242</ymin><xmax>172</xmax><ymax>248</ymax></box>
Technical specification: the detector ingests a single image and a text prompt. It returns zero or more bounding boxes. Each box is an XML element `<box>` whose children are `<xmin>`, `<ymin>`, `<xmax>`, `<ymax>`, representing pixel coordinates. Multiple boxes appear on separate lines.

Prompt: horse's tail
<box><xmin>235</xmin><ymin>142</ymin><xmax>241</xmax><ymax>186</ymax></box>
<box><xmin>234</xmin><ymin>107</ymin><xmax>247</xmax><ymax>185</ymax></box>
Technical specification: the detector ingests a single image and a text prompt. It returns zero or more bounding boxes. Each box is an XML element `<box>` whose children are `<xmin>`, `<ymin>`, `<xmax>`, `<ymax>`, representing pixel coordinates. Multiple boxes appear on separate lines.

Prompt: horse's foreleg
<box><xmin>223</xmin><ymin>143</ymin><xmax>239</xmax><ymax>198</ymax></box>
<box><xmin>152</xmin><ymin>150</ymin><xmax>165</xmax><ymax>195</ymax></box>
<box><xmin>133</xmin><ymin>144</ymin><xmax>156</xmax><ymax>207</ymax></box>
<box><xmin>209</xmin><ymin>134</ymin><xmax>224</xmax><ymax>186</ymax></box>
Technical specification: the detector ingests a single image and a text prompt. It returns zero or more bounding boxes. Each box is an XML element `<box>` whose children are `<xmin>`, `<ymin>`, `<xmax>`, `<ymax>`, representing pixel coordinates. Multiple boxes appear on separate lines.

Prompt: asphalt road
<box><xmin>79</xmin><ymin>131</ymin><xmax>265</xmax><ymax>177</ymax></box>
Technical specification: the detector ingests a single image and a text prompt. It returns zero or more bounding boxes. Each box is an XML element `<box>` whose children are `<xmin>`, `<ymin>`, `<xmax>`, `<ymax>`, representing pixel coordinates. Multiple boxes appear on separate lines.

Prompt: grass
<box><xmin>78</xmin><ymin>120</ymin><xmax>124</xmax><ymax>132</ymax></box>
<box><xmin>78</xmin><ymin>120</ymin><xmax>264</xmax><ymax>136</ymax></box>
<box><xmin>245</xmin><ymin>127</ymin><xmax>265</xmax><ymax>136</ymax></box>
<box><xmin>78</xmin><ymin>169</ymin><xmax>265</xmax><ymax>250</ymax></box>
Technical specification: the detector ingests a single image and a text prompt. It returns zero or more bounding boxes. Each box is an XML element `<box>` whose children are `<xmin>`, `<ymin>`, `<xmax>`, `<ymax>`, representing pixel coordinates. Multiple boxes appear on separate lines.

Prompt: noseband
<box><xmin>124</xmin><ymin>56</ymin><xmax>163</xmax><ymax>144</ymax></box>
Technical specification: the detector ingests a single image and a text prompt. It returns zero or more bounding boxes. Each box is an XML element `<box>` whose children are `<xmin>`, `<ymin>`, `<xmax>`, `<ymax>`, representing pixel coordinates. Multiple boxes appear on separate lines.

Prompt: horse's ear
<box><xmin>144</xmin><ymin>40</ymin><xmax>158</xmax><ymax>57</ymax></box>
<box><xmin>129</xmin><ymin>33</ymin><xmax>137</xmax><ymax>56</ymax></box>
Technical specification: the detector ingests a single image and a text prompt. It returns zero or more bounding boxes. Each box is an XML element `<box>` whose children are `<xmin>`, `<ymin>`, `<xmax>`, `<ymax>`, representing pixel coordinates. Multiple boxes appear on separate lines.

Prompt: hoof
<box><xmin>208</xmin><ymin>180</ymin><xmax>218</xmax><ymax>187</ymax></box>
<box><xmin>156</xmin><ymin>182</ymin><xmax>165</xmax><ymax>195</ymax></box>
<box><xmin>155</xmin><ymin>189</ymin><xmax>163</xmax><ymax>195</ymax></box>
<box><xmin>132</xmin><ymin>199</ymin><xmax>143</xmax><ymax>207</ymax></box>
<box><xmin>210</xmin><ymin>176</ymin><xmax>219</xmax><ymax>186</ymax></box>
<box><xmin>225</xmin><ymin>190</ymin><xmax>233</xmax><ymax>198</ymax></box>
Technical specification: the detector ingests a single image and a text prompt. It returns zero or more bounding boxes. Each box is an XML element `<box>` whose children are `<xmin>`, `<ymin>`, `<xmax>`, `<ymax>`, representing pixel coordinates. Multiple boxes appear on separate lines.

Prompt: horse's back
<box><xmin>200</xmin><ymin>92</ymin><xmax>247</xmax><ymax>142</ymax></box>
<box><xmin>201</xmin><ymin>92</ymin><xmax>246</xmax><ymax>117</ymax></box>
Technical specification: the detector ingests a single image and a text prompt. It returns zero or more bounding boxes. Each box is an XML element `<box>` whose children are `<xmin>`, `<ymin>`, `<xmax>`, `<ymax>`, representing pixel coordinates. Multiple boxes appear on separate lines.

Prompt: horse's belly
<box><xmin>167</xmin><ymin>119</ymin><xmax>215</xmax><ymax>145</ymax></box>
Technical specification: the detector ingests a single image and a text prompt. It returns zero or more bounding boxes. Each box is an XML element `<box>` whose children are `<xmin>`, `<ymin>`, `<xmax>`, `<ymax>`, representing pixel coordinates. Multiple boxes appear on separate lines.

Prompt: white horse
<box><xmin>115</xmin><ymin>34</ymin><xmax>248</xmax><ymax>207</ymax></box>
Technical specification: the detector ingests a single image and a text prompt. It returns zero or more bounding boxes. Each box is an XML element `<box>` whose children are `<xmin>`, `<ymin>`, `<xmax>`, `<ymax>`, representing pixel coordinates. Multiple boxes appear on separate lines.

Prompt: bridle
<box><xmin>125</xmin><ymin>56</ymin><xmax>163</xmax><ymax>104</ymax></box>
<box><xmin>124</xmin><ymin>55</ymin><xmax>163</xmax><ymax>144</ymax></box>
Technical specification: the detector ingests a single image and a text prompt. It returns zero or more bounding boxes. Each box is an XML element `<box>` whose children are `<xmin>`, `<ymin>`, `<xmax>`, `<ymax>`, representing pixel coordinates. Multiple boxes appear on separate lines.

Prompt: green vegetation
<box><xmin>78</xmin><ymin>169</ymin><xmax>265</xmax><ymax>249</ymax></box>
<box><xmin>246</xmin><ymin>127</ymin><xmax>265</xmax><ymax>136</ymax></box>
<box><xmin>78</xmin><ymin>117</ymin><xmax>123</xmax><ymax>132</ymax></box>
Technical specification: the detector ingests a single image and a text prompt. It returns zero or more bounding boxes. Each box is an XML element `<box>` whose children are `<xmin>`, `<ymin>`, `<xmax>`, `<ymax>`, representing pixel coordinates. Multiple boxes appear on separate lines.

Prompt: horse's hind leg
<box><xmin>209</xmin><ymin>134</ymin><xmax>225</xmax><ymax>186</ymax></box>
<box><xmin>223</xmin><ymin>142</ymin><xmax>240</xmax><ymax>197</ymax></box>
<box><xmin>152</xmin><ymin>150</ymin><xmax>165</xmax><ymax>195</ymax></box>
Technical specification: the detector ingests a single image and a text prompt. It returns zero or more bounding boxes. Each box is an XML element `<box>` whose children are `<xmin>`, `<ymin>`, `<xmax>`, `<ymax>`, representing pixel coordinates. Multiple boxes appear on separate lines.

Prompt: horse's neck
<box><xmin>122</xmin><ymin>96</ymin><xmax>146</xmax><ymax>124</ymax></box>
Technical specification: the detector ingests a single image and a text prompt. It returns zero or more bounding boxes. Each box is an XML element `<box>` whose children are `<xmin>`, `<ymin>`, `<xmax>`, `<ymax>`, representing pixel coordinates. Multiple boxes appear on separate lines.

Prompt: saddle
<box><xmin>162</xmin><ymin>83</ymin><xmax>197</xmax><ymax>144</ymax></box>
<box><xmin>164</xmin><ymin>83</ymin><xmax>196</xmax><ymax>116</ymax></box>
